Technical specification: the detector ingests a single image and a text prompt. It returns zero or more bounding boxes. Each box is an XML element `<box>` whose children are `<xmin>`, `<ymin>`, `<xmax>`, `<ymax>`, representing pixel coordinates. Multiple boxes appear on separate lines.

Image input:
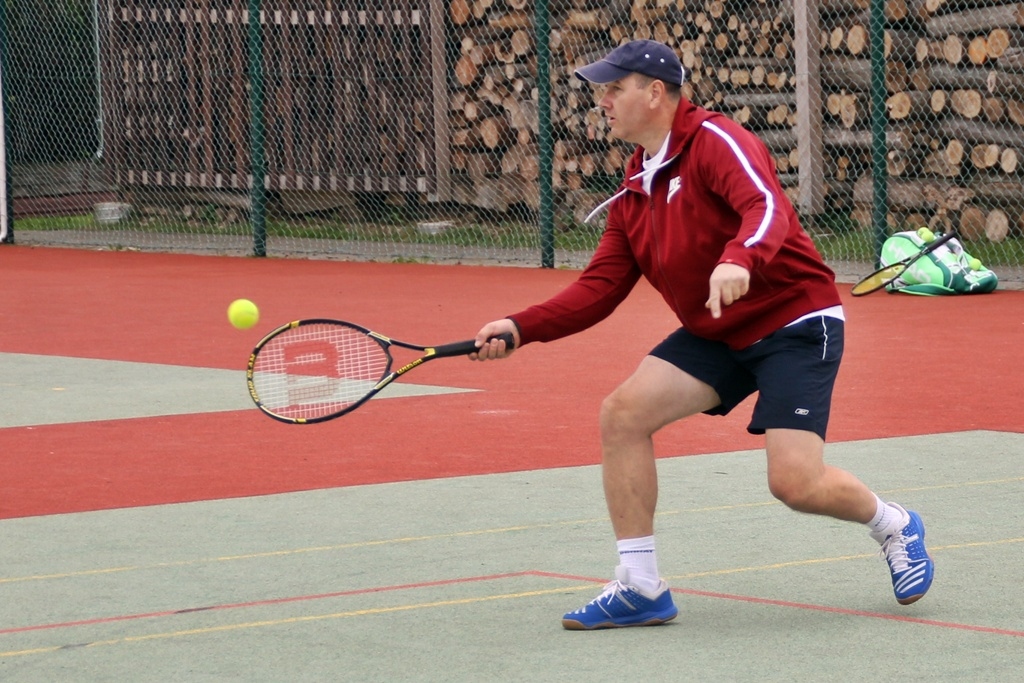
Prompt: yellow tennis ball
<box><xmin>227</xmin><ymin>299</ymin><xmax>259</xmax><ymax>329</ymax></box>
<box><xmin>969</xmin><ymin>257</ymin><xmax>982</xmax><ymax>271</ymax></box>
<box><xmin>917</xmin><ymin>227</ymin><xmax>935</xmax><ymax>242</ymax></box>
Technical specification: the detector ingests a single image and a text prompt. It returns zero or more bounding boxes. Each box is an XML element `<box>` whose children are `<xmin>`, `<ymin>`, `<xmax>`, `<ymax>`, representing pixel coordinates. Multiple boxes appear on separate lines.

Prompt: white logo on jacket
<box><xmin>668</xmin><ymin>176</ymin><xmax>681</xmax><ymax>202</ymax></box>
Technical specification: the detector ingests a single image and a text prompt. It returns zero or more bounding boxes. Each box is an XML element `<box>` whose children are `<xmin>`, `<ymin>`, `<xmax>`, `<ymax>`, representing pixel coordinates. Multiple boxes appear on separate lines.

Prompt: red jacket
<box><xmin>511</xmin><ymin>99</ymin><xmax>841</xmax><ymax>351</ymax></box>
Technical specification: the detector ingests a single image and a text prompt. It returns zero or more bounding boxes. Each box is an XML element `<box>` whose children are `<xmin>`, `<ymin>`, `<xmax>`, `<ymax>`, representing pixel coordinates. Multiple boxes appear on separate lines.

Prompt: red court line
<box><xmin>675</xmin><ymin>587</ymin><xmax>1024</xmax><ymax>638</ymax></box>
<box><xmin>6</xmin><ymin>568</ymin><xmax>1023</xmax><ymax>641</ymax></box>
<box><xmin>531</xmin><ymin>570</ymin><xmax>1024</xmax><ymax>638</ymax></box>
<box><xmin>0</xmin><ymin>572</ymin><xmax>532</xmax><ymax>635</ymax></box>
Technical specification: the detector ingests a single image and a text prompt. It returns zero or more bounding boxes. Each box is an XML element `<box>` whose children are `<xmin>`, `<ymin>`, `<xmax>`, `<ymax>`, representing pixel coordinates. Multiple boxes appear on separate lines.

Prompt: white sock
<box><xmin>867</xmin><ymin>496</ymin><xmax>908</xmax><ymax>542</ymax></box>
<box><xmin>616</xmin><ymin>536</ymin><xmax>662</xmax><ymax>595</ymax></box>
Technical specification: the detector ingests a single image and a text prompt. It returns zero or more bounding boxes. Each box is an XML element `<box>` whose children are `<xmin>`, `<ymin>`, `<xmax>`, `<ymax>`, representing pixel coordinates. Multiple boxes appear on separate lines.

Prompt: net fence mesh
<box><xmin>6</xmin><ymin>0</ymin><xmax>1024</xmax><ymax>282</ymax></box>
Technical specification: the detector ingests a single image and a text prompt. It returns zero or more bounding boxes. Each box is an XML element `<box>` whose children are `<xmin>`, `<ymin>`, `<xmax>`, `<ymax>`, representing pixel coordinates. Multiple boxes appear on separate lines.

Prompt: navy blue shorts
<box><xmin>649</xmin><ymin>317</ymin><xmax>844</xmax><ymax>440</ymax></box>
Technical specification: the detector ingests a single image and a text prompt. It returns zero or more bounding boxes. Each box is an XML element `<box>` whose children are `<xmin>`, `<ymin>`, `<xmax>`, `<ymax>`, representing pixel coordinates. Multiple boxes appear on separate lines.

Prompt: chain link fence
<box><xmin>5</xmin><ymin>0</ymin><xmax>1024</xmax><ymax>282</ymax></box>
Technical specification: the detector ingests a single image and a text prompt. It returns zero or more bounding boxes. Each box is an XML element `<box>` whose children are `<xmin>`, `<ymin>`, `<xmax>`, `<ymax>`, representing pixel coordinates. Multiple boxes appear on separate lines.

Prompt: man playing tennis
<box><xmin>471</xmin><ymin>39</ymin><xmax>934</xmax><ymax>630</ymax></box>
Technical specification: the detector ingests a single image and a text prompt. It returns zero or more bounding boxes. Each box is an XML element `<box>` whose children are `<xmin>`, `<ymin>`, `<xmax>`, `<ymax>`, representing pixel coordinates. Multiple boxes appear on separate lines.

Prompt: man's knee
<box><xmin>767</xmin><ymin>473</ymin><xmax>818</xmax><ymax>512</ymax></box>
<box><xmin>601</xmin><ymin>381</ymin><xmax>674</xmax><ymax>446</ymax></box>
<box><xmin>765</xmin><ymin>429</ymin><xmax>827</xmax><ymax>511</ymax></box>
<box><xmin>599</xmin><ymin>389</ymin><xmax>640</xmax><ymax>441</ymax></box>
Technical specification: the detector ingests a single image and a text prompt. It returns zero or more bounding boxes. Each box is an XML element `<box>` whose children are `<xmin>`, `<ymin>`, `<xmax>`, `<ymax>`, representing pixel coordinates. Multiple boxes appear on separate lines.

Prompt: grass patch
<box><xmin>12</xmin><ymin>212</ymin><xmax>1022</xmax><ymax>267</ymax></box>
<box><xmin>810</xmin><ymin>230</ymin><xmax>877</xmax><ymax>262</ymax></box>
<box><xmin>809</xmin><ymin>228</ymin><xmax>1023</xmax><ymax>267</ymax></box>
<box><xmin>14</xmin><ymin>215</ymin><xmax>95</xmax><ymax>231</ymax></box>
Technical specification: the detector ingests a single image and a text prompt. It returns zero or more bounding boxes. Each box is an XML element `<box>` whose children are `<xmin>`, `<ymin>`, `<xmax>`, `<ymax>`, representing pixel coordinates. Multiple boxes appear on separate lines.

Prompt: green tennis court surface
<box><xmin>0</xmin><ymin>352</ymin><xmax>477</xmax><ymax>428</ymax></box>
<box><xmin>2</xmin><ymin>431</ymin><xmax>1021</xmax><ymax>681</ymax></box>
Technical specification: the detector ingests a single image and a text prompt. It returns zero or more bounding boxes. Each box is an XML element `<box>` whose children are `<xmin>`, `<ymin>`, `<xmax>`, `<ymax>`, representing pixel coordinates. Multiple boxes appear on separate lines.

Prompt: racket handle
<box><xmin>433</xmin><ymin>333</ymin><xmax>516</xmax><ymax>358</ymax></box>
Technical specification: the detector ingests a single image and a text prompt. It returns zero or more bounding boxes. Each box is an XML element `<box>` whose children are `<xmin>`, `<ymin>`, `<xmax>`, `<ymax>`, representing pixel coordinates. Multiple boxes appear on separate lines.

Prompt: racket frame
<box><xmin>246</xmin><ymin>319</ymin><xmax>512</xmax><ymax>424</ymax></box>
<box><xmin>850</xmin><ymin>230</ymin><xmax>957</xmax><ymax>297</ymax></box>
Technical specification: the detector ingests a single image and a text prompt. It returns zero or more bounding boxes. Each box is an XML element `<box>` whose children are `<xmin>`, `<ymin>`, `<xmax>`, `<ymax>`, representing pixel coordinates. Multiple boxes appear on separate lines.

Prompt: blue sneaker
<box><xmin>562</xmin><ymin>566</ymin><xmax>678</xmax><ymax>630</ymax></box>
<box><xmin>879</xmin><ymin>504</ymin><xmax>934</xmax><ymax>605</ymax></box>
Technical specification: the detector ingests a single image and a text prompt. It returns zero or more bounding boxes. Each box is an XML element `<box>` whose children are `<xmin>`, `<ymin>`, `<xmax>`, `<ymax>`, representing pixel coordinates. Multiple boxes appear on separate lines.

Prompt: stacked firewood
<box><xmin>446</xmin><ymin>0</ymin><xmax>805</xmax><ymax>218</ymax></box>
<box><xmin>448</xmin><ymin>1</ymin><xmax>540</xmax><ymax>211</ymax></box>
<box><xmin>829</xmin><ymin>0</ymin><xmax>1024</xmax><ymax>240</ymax></box>
<box><xmin>446</xmin><ymin>0</ymin><xmax>1024</xmax><ymax>241</ymax></box>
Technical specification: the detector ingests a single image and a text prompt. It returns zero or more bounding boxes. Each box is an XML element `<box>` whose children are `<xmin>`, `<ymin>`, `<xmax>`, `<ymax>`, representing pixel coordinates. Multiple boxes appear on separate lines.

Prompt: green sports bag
<box><xmin>879</xmin><ymin>229</ymin><xmax>998</xmax><ymax>296</ymax></box>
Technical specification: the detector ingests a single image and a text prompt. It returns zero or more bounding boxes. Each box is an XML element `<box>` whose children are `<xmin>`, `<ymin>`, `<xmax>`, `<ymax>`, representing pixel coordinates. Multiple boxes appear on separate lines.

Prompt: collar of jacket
<box><xmin>583</xmin><ymin>98</ymin><xmax>718</xmax><ymax>224</ymax></box>
<box><xmin>621</xmin><ymin>97</ymin><xmax>717</xmax><ymax>191</ymax></box>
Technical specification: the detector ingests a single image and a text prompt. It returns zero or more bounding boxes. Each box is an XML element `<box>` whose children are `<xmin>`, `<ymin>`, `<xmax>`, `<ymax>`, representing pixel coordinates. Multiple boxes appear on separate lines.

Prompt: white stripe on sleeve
<box><xmin>701</xmin><ymin>121</ymin><xmax>775</xmax><ymax>248</ymax></box>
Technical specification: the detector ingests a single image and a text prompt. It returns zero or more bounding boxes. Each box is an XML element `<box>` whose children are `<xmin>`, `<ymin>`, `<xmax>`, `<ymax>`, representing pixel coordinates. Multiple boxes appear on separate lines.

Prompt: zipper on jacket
<box><xmin>649</xmin><ymin>181</ymin><xmax>686</xmax><ymax>319</ymax></box>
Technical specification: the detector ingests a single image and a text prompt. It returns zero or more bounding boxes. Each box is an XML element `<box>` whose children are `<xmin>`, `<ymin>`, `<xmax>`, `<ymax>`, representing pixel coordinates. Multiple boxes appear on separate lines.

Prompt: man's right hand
<box><xmin>705</xmin><ymin>262</ymin><xmax>750</xmax><ymax>319</ymax></box>
<box><xmin>471</xmin><ymin>319</ymin><xmax>520</xmax><ymax>361</ymax></box>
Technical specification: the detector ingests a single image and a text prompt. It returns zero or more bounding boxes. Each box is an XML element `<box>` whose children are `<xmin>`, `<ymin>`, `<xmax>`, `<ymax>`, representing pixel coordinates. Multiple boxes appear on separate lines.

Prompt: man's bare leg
<box><xmin>599</xmin><ymin>356</ymin><xmax>721</xmax><ymax>539</ymax></box>
<box><xmin>764</xmin><ymin>428</ymin><xmax>876</xmax><ymax>522</ymax></box>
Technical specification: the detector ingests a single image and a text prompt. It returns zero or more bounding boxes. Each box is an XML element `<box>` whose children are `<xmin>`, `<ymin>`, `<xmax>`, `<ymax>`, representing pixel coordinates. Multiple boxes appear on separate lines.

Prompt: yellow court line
<box><xmin>881</xmin><ymin>476</ymin><xmax>1024</xmax><ymax>495</ymax></box>
<box><xmin>0</xmin><ymin>584</ymin><xmax>598</xmax><ymax>659</ymax></box>
<box><xmin>665</xmin><ymin>536</ymin><xmax>1024</xmax><ymax>582</ymax></box>
<box><xmin>2</xmin><ymin>476</ymin><xmax>1021</xmax><ymax>585</ymax></box>
<box><xmin>4</xmin><ymin>538</ymin><xmax>1024</xmax><ymax>658</ymax></box>
<box><xmin>0</xmin><ymin>503</ymin><xmax>773</xmax><ymax>585</ymax></box>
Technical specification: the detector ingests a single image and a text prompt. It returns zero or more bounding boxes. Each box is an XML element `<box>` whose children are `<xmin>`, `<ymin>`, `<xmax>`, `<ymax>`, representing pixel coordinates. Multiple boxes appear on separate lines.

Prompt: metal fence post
<box><xmin>537</xmin><ymin>0</ymin><xmax>554</xmax><ymax>268</ymax></box>
<box><xmin>0</xmin><ymin>0</ymin><xmax>12</xmax><ymax>245</ymax></box>
<box><xmin>248</xmin><ymin>0</ymin><xmax>267</xmax><ymax>257</ymax></box>
<box><xmin>870</xmin><ymin>0</ymin><xmax>888</xmax><ymax>264</ymax></box>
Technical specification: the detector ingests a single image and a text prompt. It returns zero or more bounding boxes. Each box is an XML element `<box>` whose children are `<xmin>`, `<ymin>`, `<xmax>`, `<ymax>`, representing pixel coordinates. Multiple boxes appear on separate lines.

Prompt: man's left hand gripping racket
<box><xmin>246</xmin><ymin>319</ymin><xmax>514</xmax><ymax>424</ymax></box>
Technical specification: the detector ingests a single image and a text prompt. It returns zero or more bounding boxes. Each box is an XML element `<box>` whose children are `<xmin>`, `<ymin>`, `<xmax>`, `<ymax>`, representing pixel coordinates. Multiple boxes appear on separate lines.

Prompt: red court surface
<box><xmin>1</xmin><ymin>245</ymin><xmax>1022</xmax><ymax>519</ymax></box>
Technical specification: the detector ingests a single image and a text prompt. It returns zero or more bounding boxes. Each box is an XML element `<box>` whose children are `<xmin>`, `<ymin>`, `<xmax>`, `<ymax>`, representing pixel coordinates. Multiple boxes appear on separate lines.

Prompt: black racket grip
<box><xmin>433</xmin><ymin>333</ymin><xmax>516</xmax><ymax>358</ymax></box>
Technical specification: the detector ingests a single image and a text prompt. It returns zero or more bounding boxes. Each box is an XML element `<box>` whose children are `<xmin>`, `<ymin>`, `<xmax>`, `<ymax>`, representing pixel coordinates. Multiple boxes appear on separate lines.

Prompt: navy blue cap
<box><xmin>574</xmin><ymin>40</ymin><xmax>686</xmax><ymax>86</ymax></box>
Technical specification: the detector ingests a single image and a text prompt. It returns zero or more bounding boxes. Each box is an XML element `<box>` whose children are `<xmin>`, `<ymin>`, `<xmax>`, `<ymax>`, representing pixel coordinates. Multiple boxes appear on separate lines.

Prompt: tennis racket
<box><xmin>850</xmin><ymin>230</ymin><xmax>957</xmax><ymax>296</ymax></box>
<box><xmin>246</xmin><ymin>319</ymin><xmax>515</xmax><ymax>424</ymax></box>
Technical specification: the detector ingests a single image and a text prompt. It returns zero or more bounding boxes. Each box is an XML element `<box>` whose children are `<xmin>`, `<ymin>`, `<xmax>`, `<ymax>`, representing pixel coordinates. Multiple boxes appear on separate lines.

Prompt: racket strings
<box><xmin>250</xmin><ymin>324</ymin><xmax>389</xmax><ymax>419</ymax></box>
<box><xmin>850</xmin><ymin>264</ymin><xmax>905</xmax><ymax>296</ymax></box>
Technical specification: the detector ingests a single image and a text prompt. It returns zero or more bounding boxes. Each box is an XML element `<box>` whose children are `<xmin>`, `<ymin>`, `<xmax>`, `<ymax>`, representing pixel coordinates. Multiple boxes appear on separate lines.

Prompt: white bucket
<box><xmin>94</xmin><ymin>202</ymin><xmax>131</xmax><ymax>224</ymax></box>
<box><xmin>416</xmin><ymin>221</ymin><xmax>453</xmax><ymax>235</ymax></box>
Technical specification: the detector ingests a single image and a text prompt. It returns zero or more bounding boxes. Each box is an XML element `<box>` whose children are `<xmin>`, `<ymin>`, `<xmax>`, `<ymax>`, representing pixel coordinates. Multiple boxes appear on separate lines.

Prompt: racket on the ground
<box><xmin>850</xmin><ymin>230</ymin><xmax>957</xmax><ymax>296</ymax></box>
<box><xmin>246</xmin><ymin>319</ymin><xmax>514</xmax><ymax>424</ymax></box>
